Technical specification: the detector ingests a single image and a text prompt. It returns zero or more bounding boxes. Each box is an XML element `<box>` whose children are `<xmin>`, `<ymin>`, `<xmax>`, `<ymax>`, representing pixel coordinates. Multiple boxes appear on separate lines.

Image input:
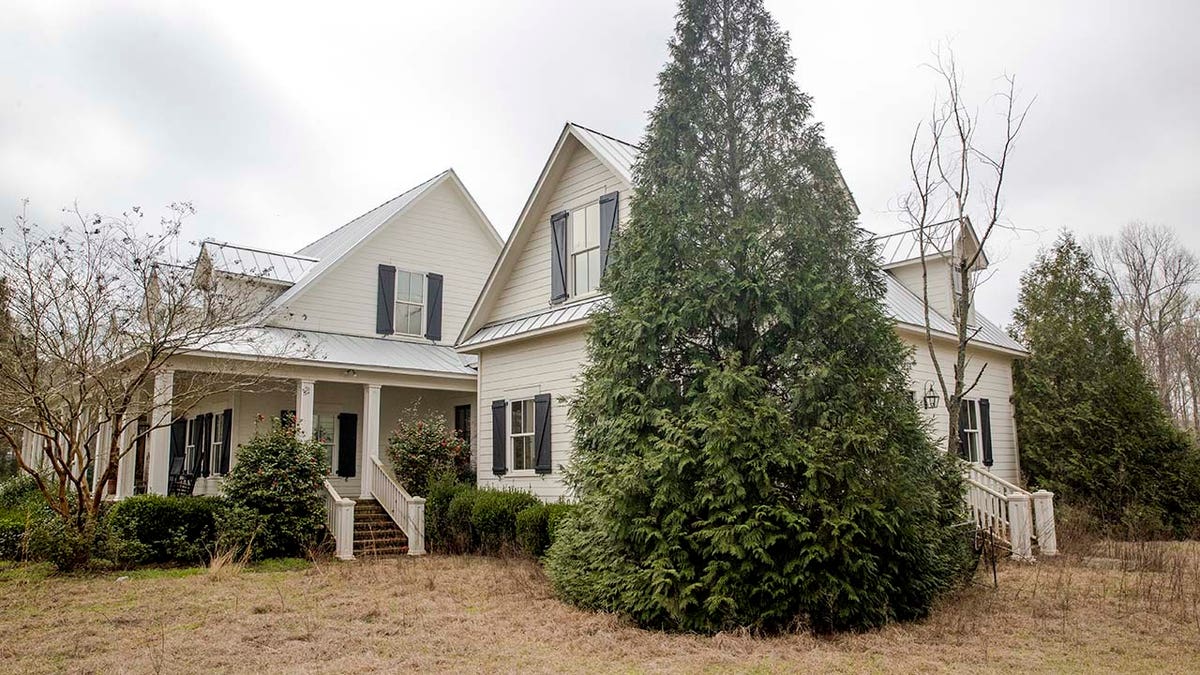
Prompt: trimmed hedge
<box><xmin>516</xmin><ymin>503</ymin><xmax>576</xmax><ymax>557</ymax></box>
<box><xmin>471</xmin><ymin>490</ymin><xmax>541</xmax><ymax>554</ymax></box>
<box><xmin>107</xmin><ymin>495</ymin><xmax>226</xmax><ymax>565</ymax></box>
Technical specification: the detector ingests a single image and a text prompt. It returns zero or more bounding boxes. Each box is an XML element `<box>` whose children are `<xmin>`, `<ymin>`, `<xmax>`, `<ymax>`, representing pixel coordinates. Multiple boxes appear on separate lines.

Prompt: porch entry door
<box><xmin>312</xmin><ymin>411</ymin><xmax>358</xmax><ymax>480</ymax></box>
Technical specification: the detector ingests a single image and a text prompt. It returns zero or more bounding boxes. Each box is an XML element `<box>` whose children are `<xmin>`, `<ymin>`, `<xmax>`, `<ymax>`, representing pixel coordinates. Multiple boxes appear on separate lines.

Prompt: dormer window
<box><xmin>395</xmin><ymin>269</ymin><xmax>425</xmax><ymax>336</ymax></box>
<box><xmin>570</xmin><ymin>204</ymin><xmax>602</xmax><ymax>296</ymax></box>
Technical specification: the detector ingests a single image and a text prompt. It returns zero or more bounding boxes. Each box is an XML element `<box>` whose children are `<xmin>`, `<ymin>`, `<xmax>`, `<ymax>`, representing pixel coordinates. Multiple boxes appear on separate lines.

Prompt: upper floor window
<box><xmin>571</xmin><ymin>203</ymin><xmax>602</xmax><ymax>296</ymax></box>
<box><xmin>960</xmin><ymin>398</ymin><xmax>981</xmax><ymax>463</ymax></box>
<box><xmin>395</xmin><ymin>270</ymin><xmax>425</xmax><ymax>336</ymax></box>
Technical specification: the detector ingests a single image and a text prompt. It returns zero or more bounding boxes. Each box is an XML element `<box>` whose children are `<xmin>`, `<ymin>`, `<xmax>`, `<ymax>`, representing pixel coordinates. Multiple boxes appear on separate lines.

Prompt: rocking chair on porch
<box><xmin>167</xmin><ymin>456</ymin><xmax>197</xmax><ymax>497</ymax></box>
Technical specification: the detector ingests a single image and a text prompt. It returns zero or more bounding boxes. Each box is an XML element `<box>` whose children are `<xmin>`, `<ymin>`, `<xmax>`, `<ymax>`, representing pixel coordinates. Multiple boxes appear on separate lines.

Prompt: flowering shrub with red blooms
<box><xmin>386</xmin><ymin>406</ymin><xmax>471</xmax><ymax>496</ymax></box>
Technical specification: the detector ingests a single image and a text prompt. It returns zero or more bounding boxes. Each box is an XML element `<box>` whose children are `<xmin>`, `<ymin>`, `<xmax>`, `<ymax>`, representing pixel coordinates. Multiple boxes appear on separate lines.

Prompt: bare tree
<box><xmin>1092</xmin><ymin>222</ymin><xmax>1200</xmax><ymax>419</ymax></box>
<box><xmin>0</xmin><ymin>202</ymin><xmax>294</xmax><ymax>564</ymax></box>
<box><xmin>901</xmin><ymin>49</ymin><xmax>1031</xmax><ymax>458</ymax></box>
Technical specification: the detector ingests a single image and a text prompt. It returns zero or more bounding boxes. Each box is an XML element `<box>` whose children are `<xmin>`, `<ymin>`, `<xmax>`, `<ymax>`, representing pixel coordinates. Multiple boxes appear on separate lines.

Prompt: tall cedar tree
<box><xmin>1011</xmin><ymin>233</ymin><xmax>1200</xmax><ymax>535</ymax></box>
<box><xmin>546</xmin><ymin>0</ymin><xmax>971</xmax><ymax>633</ymax></box>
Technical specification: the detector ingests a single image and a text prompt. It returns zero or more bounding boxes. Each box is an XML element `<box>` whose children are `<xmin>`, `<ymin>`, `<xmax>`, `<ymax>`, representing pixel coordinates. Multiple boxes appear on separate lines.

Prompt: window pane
<box><xmin>572</xmin><ymin>209</ymin><xmax>586</xmax><ymax>253</ymax></box>
<box><xmin>588</xmin><ymin>249</ymin><xmax>601</xmax><ymax>290</ymax></box>
<box><xmin>585</xmin><ymin>203</ymin><xmax>601</xmax><ymax>247</ymax></box>
<box><xmin>397</xmin><ymin>271</ymin><xmax>409</xmax><ymax>302</ymax></box>
<box><xmin>511</xmin><ymin>401</ymin><xmax>524</xmax><ymax>434</ymax></box>
<box><xmin>573</xmin><ymin>252</ymin><xmax>588</xmax><ymax>295</ymax></box>
<box><xmin>410</xmin><ymin>272</ymin><xmax>424</xmax><ymax>302</ymax></box>
<box><xmin>396</xmin><ymin>303</ymin><xmax>422</xmax><ymax>335</ymax></box>
<box><xmin>524</xmin><ymin>400</ymin><xmax>535</xmax><ymax>432</ymax></box>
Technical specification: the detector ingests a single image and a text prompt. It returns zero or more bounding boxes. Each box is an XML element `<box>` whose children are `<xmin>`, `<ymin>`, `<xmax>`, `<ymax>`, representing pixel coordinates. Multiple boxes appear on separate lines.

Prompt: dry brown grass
<box><xmin>2</xmin><ymin>545</ymin><xmax>1199</xmax><ymax>674</ymax></box>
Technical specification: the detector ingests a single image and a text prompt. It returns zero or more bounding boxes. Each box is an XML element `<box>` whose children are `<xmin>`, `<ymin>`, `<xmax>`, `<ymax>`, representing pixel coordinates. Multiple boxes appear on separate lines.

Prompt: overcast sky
<box><xmin>3</xmin><ymin>1</ymin><xmax>1198</xmax><ymax>323</ymax></box>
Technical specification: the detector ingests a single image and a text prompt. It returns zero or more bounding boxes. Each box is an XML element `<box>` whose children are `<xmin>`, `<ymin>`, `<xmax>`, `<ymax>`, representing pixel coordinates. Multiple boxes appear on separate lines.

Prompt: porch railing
<box><xmin>369</xmin><ymin>456</ymin><xmax>426</xmax><ymax>555</ymax></box>
<box><xmin>963</xmin><ymin>464</ymin><xmax>1056</xmax><ymax>559</ymax></box>
<box><xmin>324</xmin><ymin>479</ymin><xmax>356</xmax><ymax>560</ymax></box>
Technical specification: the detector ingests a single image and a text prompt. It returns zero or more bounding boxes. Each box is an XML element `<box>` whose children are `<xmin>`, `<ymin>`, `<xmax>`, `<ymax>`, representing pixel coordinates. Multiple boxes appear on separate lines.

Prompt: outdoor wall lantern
<box><xmin>922</xmin><ymin>382</ymin><xmax>940</xmax><ymax>410</ymax></box>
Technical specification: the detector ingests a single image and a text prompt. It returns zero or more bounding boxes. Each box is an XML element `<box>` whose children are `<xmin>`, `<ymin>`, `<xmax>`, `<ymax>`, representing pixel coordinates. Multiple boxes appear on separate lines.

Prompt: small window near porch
<box><xmin>210</xmin><ymin>414</ymin><xmax>225</xmax><ymax>476</ymax></box>
<box><xmin>315</xmin><ymin>414</ymin><xmax>337</xmax><ymax>470</ymax></box>
<box><xmin>961</xmin><ymin>399</ymin><xmax>981</xmax><ymax>463</ymax></box>
<box><xmin>509</xmin><ymin>399</ymin><xmax>535</xmax><ymax>471</ymax></box>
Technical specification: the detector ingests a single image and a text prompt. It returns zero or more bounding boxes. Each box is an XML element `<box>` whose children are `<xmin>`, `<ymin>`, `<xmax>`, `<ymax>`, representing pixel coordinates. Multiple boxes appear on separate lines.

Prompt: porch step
<box><xmin>352</xmin><ymin>499</ymin><xmax>408</xmax><ymax>557</ymax></box>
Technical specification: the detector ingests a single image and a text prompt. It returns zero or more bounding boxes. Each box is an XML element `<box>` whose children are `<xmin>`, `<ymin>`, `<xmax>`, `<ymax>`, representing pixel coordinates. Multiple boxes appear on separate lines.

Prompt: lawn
<box><xmin>1</xmin><ymin>544</ymin><xmax>1199</xmax><ymax>674</ymax></box>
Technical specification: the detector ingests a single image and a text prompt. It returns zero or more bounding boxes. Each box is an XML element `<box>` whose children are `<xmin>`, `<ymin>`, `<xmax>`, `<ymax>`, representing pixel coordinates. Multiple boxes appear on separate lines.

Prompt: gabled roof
<box><xmin>873</xmin><ymin>219</ymin><xmax>990</xmax><ymax>270</ymax></box>
<box><xmin>457</xmin><ymin>123</ymin><xmax>638</xmax><ymax>344</ymax></box>
<box><xmin>263</xmin><ymin>168</ymin><xmax>501</xmax><ymax>319</ymax></box>
<box><xmin>200</xmin><ymin>240</ymin><xmax>317</xmax><ymax>285</ymax></box>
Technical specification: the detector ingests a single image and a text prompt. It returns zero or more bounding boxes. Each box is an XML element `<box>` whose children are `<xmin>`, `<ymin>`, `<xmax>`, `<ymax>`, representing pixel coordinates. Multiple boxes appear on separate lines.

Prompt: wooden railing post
<box><xmin>408</xmin><ymin>497</ymin><xmax>426</xmax><ymax>556</ymax></box>
<box><xmin>1032</xmin><ymin>490</ymin><xmax>1057</xmax><ymax>556</ymax></box>
<box><xmin>1008</xmin><ymin>493</ymin><xmax>1033</xmax><ymax>561</ymax></box>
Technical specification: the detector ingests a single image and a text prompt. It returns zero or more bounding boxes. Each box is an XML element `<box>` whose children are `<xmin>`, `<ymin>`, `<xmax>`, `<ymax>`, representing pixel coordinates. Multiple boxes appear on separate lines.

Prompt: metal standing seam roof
<box><xmin>461</xmin><ymin>282</ymin><xmax>1022</xmax><ymax>354</ymax></box>
<box><xmin>460</xmin><ymin>297</ymin><xmax>606</xmax><ymax>348</ymax></box>
<box><xmin>884</xmin><ymin>274</ymin><xmax>1025</xmax><ymax>353</ymax></box>
<box><xmin>568</xmin><ymin>123</ymin><xmax>639</xmax><ymax>183</ymax></box>
<box><xmin>202</xmin><ymin>241</ymin><xmax>317</xmax><ymax>284</ymax></box>
<box><xmin>201</xmin><ymin>326</ymin><xmax>478</xmax><ymax>375</ymax></box>
<box><xmin>874</xmin><ymin>225</ymin><xmax>955</xmax><ymax>268</ymax></box>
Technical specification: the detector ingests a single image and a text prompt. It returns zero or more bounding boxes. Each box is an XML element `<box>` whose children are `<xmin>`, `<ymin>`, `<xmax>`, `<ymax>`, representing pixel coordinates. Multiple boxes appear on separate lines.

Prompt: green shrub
<box><xmin>425</xmin><ymin>477</ymin><xmax>474</xmax><ymax>552</ymax></box>
<box><xmin>515</xmin><ymin>503</ymin><xmax>576</xmax><ymax>557</ymax></box>
<box><xmin>0</xmin><ymin>516</ymin><xmax>24</xmax><ymax>560</ymax></box>
<box><xmin>470</xmin><ymin>490</ymin><xmax>540</xmax><ymax>554</ymax></box>
<box><xmin>221</xmin><ymin>424</ymin><xmax>327</xmax><ymax>559</ymax></box>
<box><xmin>106</xmin><ymin>495</ymin><xmax>225</xmax><ymax>565</ymax></box>
<box><xmin>386</xmin><ymin>407</ymin><xmax>471</xmax><ymax>497</ymax></box>
<box><xmin>445</xmin><ymin>488</ymin><xmax>479</xmax><ymax>553</ymax></box>
<box><xmin>0</xmin><ymin>473</ymin><xmax>40</xmax><ymax>515</ymax></box>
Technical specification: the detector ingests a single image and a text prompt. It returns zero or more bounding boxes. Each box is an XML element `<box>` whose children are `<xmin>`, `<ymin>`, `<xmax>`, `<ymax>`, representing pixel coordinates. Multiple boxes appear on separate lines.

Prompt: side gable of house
<box><xmin>267</xmin><ymin>171</ymin><xmax>502</xmax><ymax>345</ymax></box>
<box><xmin>460</xmin><ymin>124</ymin><xmax>634</xmax><ymax>345</ymax></box>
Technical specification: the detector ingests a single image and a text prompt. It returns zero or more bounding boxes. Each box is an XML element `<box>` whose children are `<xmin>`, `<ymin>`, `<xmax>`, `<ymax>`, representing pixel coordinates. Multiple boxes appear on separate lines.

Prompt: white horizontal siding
<box><xmin>271</xmin><ymin>180</ymin><xmax>499</xmax><ymax>345</ymax></box>
<box><xmin>490</xmin><ymin>139</ymin><xmax>630</xmax><ymax>324</ymax></box>
<box><xmin>890</xmin><ymin>260</ymin><xmax>954</xmax><ymax>323</ymax></box>
<box><xmin>475</xmin><ymin>329</ymin><xmax>587</xmax><ymax>501</ymax></box>
<box><xmin>904</xmin><ymin>335</ymin><xmax>1020</xmax><ymax>484</ymax></box>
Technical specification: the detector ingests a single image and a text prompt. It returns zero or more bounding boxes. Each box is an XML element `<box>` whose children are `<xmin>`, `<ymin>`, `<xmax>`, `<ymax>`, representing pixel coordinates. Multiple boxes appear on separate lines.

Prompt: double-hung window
<box><xmin>960</xmin><ymin>399</ymin><xmax>981</xmax><ymax>463</ymax></box>
<box><xmin>210</xmin><ymin>414</ymin><xmax>225</xmax><ymax>476</ymax></box>
<box><xmin>395</xmin><ymin>270</ymin><xmax>425</xmax><ymax>336</ymax></box>
<box><xmin>314</xmin><ymin>414</ymin><xmax>337</xmax><ymax>472</ymax></box>
<box><xmin>509</xmin><ymin>399</ymin><xmax>535</xmax><ymax>472</ymax></box>
<box><xmin>570</xmin><ymin>203</ymin><xmax>601</xmax><ymax>296</ymax></box>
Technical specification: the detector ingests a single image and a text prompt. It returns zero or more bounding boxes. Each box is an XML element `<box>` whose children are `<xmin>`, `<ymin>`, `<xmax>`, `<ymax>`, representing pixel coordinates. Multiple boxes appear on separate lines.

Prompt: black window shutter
<box><xmin>957</xmin><ymin>400</ymin><xmax>970</xmax><ymax>460</ymax></box>
<box><xmin>534</xmin><ymin>393</ymin><xmax>552</xmax><ymax>474</ymax></box>
<box><xmin>598</xmin><ymin>191</ymin><xmax>619</xmax><ymax>280</ymax></box>
<box><xmin>337</xmin><ymin>412</ymin><xmax>358</xmax><ymax>478</ymax></box>
<box><xmin>425</xmin><ymin>272</ymin><xmax>444</xmax><ymax>341</ymax></box>
<box><xmin>491</xmin><ymin>400</ymin><xmax>507</xmax><ymax>475</ymax></box>
<box><xmin>219</xmin><ymin>409</ymin><xmax>233</xmax><ymax>474</ymax></box>
<box><xmin>199</xmin><ymin>413</ymin><xmax>213</xmax><ymax>477</ymax></box>
<box><xmin>376</xmin><ymin>264</ymin><xmax>396</xmax><ymax>334</ymax></box>
<box><xmin>979</xmin><ymin>399</ymin><xmax>994</xmax><ymax>467</ymax></box>
<box><xmin>169</xmin><ymin>419</ymin><xmax>187</xmax><ymax>476</ymax></box>
<box><xmin>549</xmin><ymin>211</ymin><xmax>569</xmax><ymax>304</ymax></box>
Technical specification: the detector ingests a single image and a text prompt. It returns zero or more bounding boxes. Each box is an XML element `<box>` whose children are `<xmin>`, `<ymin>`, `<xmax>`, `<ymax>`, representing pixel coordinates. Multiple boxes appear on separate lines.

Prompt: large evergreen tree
<box><xmin>545</xmin><ymin>0</ymin><xmax>971</xmax><ymax>633</ymax></box>
<box><xmin>1011</xmin><ymin>233</ymin><xmax>1200</xmax><ymax>535</ymax></box>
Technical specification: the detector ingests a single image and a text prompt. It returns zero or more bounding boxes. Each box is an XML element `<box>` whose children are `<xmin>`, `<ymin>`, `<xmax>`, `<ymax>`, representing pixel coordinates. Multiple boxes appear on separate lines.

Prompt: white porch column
<box><xmin>1008</xmin><ymin>492</ymin><xmax>1033</xmax><ymax>561</ymax></box>
<box><xmin>1032</xmin><ymin>490</ymin><xmax>1058</xmax><ymax>556</ymax></box>
<box><xmin>19</xmin><ymin>428</ymin><xmax>36</xmax><ymax>471</ymax></box>
<box><xmin>146</xmin><ymin>370</ymin><xmax>174</xmax><ymax>495</ymax></box>
<box><xmin>296</xmin><ymin>379</ymin><xmax>316</xmax><ymax>440</ymax></box>
<box><xmin>91</xmin><ymin>421</ymin><xmax>112</xmax><ymax>493</ymax></box>
<box><xmin>361</xmin><ymin>383</ymin><xmax>381</xmax><ymax>499</ymax></box>
<box><xmin>115</xmin><ymin>421</ymin><xmax>136</xmax><ymax>498</ymax></box>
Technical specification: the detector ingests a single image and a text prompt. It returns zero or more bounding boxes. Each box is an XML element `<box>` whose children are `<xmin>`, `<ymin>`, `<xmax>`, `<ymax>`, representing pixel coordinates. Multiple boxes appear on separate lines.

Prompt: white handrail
<box><xmin>962</xmin><ymin>463</ymin><xmax>1047</xmax><ymax>560</ymax></box>
<box><xmin>369</xmin><ymin>456</ymin><xmax>426</xmax><ymax>556</ymax></box>
<box><xmin>323</xmin><ymin>480</ymin><xmax>355</xmax><ymax>560</ymax></box>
